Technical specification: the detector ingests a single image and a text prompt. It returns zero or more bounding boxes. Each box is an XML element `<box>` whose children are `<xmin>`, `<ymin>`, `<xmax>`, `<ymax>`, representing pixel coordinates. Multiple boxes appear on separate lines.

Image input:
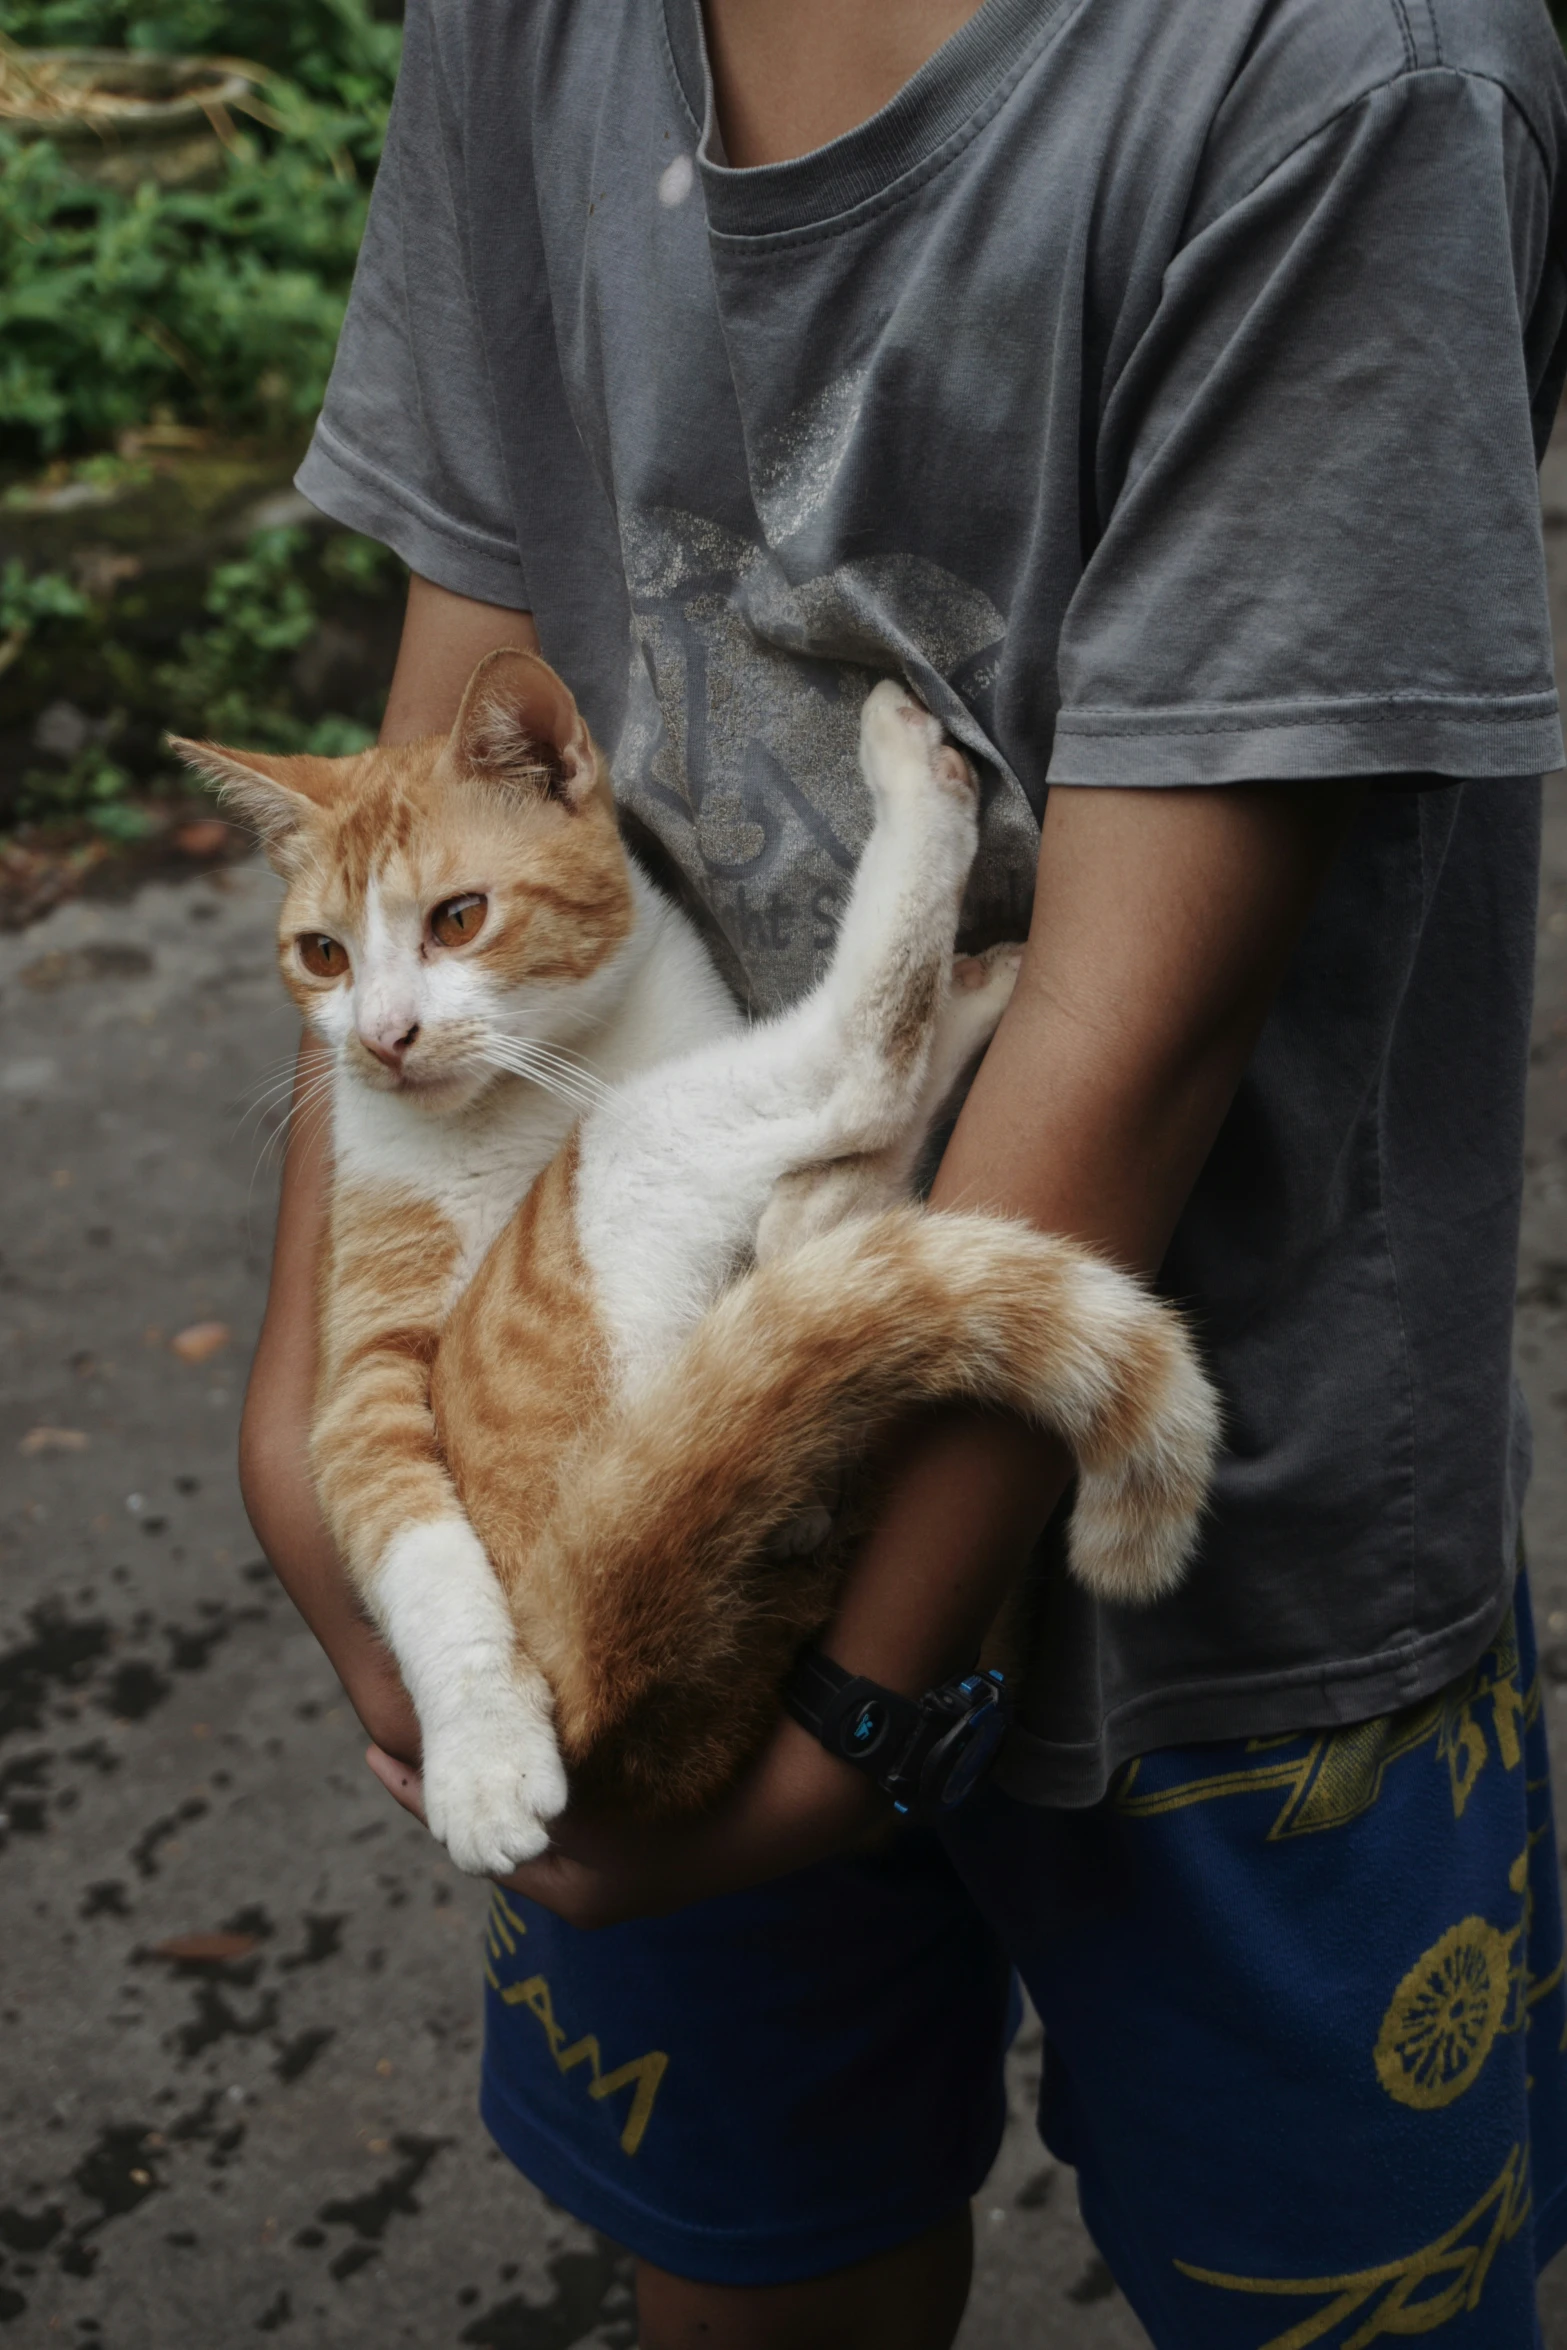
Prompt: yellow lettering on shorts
<box><xmin>1112</xmin><ymin>1618</ymin><xmax>1538</xmax><ymax>1839</ymax></box>
<box><xmin>484</xmin><ymin>1894</ymin><xmax>668</xmax><ymax>2156</ymax></box>
<box><xmin>1174</xmin><ymin>2143</ymin><xmax>1530</xmax><ymax>2350</ymax></box>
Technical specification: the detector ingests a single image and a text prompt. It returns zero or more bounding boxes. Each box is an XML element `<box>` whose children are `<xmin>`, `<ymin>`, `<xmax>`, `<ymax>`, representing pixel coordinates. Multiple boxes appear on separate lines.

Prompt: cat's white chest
<box><xmin>332</xmin><ymin>1076</ymin><xmax>574</xmax><ymax>1284</ymax></box>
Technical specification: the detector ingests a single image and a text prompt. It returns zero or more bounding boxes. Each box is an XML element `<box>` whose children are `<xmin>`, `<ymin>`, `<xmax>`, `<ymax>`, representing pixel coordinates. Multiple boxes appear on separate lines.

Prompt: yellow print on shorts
<box><xmin>484</xmin><ymin>1891</ymin><xmax>669</xmax><ymax>2156</ymax></box>
<box><xmin>1373</xmin><ymin>1917</ymin><xmax>1520</xmax><ymax>2110</ymax></box>
<box><xmin>1175</xmin><ymin>2142</ymin><xmax>1530</xmax><ymax>2350</ymax></box>
<box><xmin>1113</xmin><ymin>1617</ymin><xmax>1537</xmax><ymax>1841</ymax></box>
<box><xmin>1372</xmin><ymin>1830</ymin><xmax>1565</xmax><ymax>2111</ymax></box>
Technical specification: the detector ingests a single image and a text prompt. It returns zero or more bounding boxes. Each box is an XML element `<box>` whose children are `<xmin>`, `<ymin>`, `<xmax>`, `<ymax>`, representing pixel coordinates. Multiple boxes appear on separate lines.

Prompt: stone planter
<box><xmin>0</xmin><ymin>48</ymin><xmax>260</xmax><ymax>193</ymax></box>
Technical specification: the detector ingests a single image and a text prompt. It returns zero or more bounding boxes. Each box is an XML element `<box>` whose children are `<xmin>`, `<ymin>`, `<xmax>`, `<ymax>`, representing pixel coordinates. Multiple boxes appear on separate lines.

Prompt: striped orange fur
<box><xmin>175</xmin><ymin>652</ymin><xmax>1220</xmax><ymax>1860</ymax></box>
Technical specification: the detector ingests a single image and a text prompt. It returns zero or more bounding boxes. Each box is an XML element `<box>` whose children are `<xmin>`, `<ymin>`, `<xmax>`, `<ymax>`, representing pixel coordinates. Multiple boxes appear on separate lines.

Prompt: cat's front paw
<box><xmin>859</xmin><ymin>679</ymin><xmax>977</xmax><ymax>810</ymax></box>
<box><xmin>421</xmin><ymin>1671</ymin><xmax>569</xmax><ymax>1876</ymax></box>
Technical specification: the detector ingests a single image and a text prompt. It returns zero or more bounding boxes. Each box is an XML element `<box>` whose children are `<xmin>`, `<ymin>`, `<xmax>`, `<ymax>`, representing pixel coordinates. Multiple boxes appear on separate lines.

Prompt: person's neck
<box><xmin>700</xmin><ymin>0</ymin><xmax>987</xmax><ymax>167</ymax></box>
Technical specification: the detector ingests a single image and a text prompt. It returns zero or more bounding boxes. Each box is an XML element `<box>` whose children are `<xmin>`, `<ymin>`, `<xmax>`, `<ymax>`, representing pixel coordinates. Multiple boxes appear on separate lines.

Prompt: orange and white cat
<box><xmin>176</xmin><ymin>652</ymin><xmax>1218</xmax><ymax>1875</ymax></box>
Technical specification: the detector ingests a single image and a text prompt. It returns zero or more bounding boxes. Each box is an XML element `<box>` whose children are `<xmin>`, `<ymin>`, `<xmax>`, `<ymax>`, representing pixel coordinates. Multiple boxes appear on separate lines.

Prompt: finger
<box><xmin>366</xmin><ymin>1742</ymin><xmax>427</xmax><ymax>1822</ymax></box>
<box><xmin>495</xmin><ymin>1849</ymin><xmax>574</xmax><ymax>1903</ymax></box>
<box><xmin>496</xmin><ymin>1851</ymin><xmax>618</xmax><ymax>1929</ymax></box>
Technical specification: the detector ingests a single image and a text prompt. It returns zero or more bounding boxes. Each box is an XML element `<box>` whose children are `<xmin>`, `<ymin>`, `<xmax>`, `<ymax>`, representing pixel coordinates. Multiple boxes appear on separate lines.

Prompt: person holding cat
<box><xmin>239</xmin><ymin>0</ymin><xmax>1567</xmax><ymax>2343</ymax></box>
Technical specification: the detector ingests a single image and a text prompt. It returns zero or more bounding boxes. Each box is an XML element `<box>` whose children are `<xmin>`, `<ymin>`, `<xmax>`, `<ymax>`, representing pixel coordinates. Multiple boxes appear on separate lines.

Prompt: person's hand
<box><xmin>365</xmin><ymin>1711</ymin><xmax>886</xmax><ymax>1927</ymax></box>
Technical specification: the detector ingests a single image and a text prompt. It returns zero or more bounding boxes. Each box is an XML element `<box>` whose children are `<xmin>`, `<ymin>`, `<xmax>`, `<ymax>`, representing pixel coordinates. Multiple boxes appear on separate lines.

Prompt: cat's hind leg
<box><xmin>802</xmin><ymin>680</ymin><xmax>983</xmax><ymax>1150</ymax></box>
<box><xmin>575</xmin><ymin>687</ymin><xmax>988</xmax><ymax>1380</ymax></box>
<box><xmin>926</xmin><ymin>941</ymin><xmax>1027</xmax><ymax>1112</ymax></box>
<box><xmin>754</xmin><ymin>940</ymin><xmax>1025</xmax><ymax>1262</ymax></box>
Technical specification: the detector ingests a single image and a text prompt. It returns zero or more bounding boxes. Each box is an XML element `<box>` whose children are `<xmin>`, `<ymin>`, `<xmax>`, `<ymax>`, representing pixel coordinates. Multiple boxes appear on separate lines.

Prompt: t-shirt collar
<box><xmin>662</xmin><ymin>0</ymin><xmax>1068</xmax><ymax>239</ymax></box>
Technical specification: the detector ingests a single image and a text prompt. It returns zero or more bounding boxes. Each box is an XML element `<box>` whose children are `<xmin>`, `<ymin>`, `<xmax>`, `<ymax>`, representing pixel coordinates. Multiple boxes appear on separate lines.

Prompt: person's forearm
<box><xmin>380</xmin><ymin>574</ymin><xmax>539</xmax><ymax>745</ymax></box>
<box><xmin>823</xmin><ymin>779</ymin><xmax>1364</xmax><ymax>1697</ymax></box>
<box><xmin>238</xmin><ymin>1030</ymin><xmax>423</xmax><ymax>1752</ymax></box>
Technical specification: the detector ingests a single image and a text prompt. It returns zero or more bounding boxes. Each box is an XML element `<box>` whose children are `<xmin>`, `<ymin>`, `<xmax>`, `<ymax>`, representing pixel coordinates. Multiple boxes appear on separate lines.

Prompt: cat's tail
<box><xmin>520</xmin><ymin>1208</ymin><xmax>1219</xmax><ymax>1798</ymax></box>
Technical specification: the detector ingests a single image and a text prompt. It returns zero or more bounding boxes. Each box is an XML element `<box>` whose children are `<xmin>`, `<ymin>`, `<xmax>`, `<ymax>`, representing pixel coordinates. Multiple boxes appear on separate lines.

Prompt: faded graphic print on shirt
<box><xmin>613</xmin><ymin>417</ymin><xmax>1039</xmax><ymax>1011</ymax></box>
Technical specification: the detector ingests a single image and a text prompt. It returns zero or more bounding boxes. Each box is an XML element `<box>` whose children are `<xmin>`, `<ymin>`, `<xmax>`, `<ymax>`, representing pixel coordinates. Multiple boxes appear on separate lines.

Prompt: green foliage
<box><xmin>0</xmin><ymin>551</ymin><xmax>89</xmax><ymax>635</ymax></box>
<box><xmin>0</xmin><ymin>7</ymin><xmax>402</xmax><ymax>840</ymax></box>
<box><xmin>157</xmin><ymin>523</ymin><xmax>379</xmax><ymax>752</ymax></box>
<box><xmin>0</xmin><ymin>141</ymin><xmax>368</xmax><ymax>453</ymax></box>
<box><xmin>4</xmin><ymin>522</ymin><xmax>393</xmax><ymax>834</ymax></box>
<box><xmin>0</xmin><ymin>560</ymin><xmax>92</xmax><ymax>802</ymax></box>
<box><xmin>320</xmin><ymin>526</ymin><xmax>389</xmax><ymax>590</ymax></box>
<box><xmin>15</xmin><ymin>740</ymin><xmax>141</xmax><ymax>833</ymax></box>
<box><xmin>162</xmin><ymin>525</ymin><xmax>320</xmax><ymax>730</ymax></box>
<box><xmin>0</xmin><ymin>0</ymin><xmax>398</xmax><ymax>460</ymax></box>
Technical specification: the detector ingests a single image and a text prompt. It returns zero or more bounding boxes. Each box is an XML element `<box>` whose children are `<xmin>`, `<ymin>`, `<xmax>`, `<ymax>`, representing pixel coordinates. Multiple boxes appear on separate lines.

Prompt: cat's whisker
<box><xmin>231</xmin><ymin>1044</ymin><xmax>330</xmax><ymax>1118</ymax></box>
<box><xmin>480</xmin><ymin>1042</ymin><xmax>610</xmax><ymax>1115</ymax></box>
<box><xmin>491</xmin><ymin>1029</ymin><xmax>610</xmax><ymax>1078</ymax></box>
<box><xmin>530</xmin><ymin>1036</ymin><xmax>614</xmax><ymax>1081</ymax></box>
<box><xmin>251</xmin><ymin>1071</ymin><xmax>336</xmax><ymax>1178</ymax></box>
<box><xmin>247</xmin><ymin>1091</ymin><xmax>324</xmax><ymax>1218</ymax></box>
<box><xmin>233</xmin><ymin>1066</ymin><xmax>315</xmax><ymax>1137</ymax></box>
<box><xmin>287</xmin><ymin>1094</ymin><xmax>338</xmax><ymax>1165</ymax></box>
<box><xmin>488</xmin><ymin>1036</ymin><xmax>613</xmax><ymax>1098</ymax></box>
<box><xmin>504</xmin><ymin>1064</ymin><xmax>609</xmax><ymax>1116</ymax></box>
<box><xmin>231</xmin><ymin>1051</ymin><xmax>316</xmax><ymax>1118</ymax></box>
<box><xmin>253</xmin><ymin>1098</ymin><xmax>334</xmax><ymax>1199</ymax></box>
<box><xmin>516</xmin><ymin>1048</ymin><xmax>614</xmax><ymax>1104</ymax></box>
<box><xmin>506</xmin><ymin>1063</ymin><xmax>607</xmax><ymax>1112</ymax></box>
<box><xmin>268</xmin><ymin>1064</ymin><xmax>337</xmax><ymax>1119</ymax></box>
<box><xmin>240</xmin><ymin>1057</ymin><xmax>306</xmax><ymax>1100</ymax></box>
<box><xmin>488</xmin><ymin>1068</ymin><xmax>598</xmax><ymax>1115</ymax></box>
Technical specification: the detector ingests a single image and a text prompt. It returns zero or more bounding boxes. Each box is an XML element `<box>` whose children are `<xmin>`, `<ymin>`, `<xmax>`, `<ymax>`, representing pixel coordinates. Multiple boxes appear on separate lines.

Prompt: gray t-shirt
<box><xmin>298</xmin><ymin>0</ymin><xmax>1567</xmax><ymax>1802</ymax></box>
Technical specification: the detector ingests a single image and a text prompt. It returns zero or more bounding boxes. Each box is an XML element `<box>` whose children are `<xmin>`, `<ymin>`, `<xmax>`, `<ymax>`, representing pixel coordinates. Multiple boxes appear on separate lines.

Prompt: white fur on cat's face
<box><xmin>302</xmin><ymin>870</ymin><xmax>502</xmax><ymax>1104</ymax></box>
<box><xmin>171</xmin><ymin>649</ymin><xmax>638</xmax><ymax>1118</ymax></box>
<box><xmin>294</xmin><ymin>862</ymin><xmax>633</xmax><ymax>1116</ymax></box>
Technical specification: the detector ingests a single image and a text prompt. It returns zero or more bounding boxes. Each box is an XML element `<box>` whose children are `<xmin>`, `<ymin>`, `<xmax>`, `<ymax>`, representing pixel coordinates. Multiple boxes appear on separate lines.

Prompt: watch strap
<box><xmin>784</xmin><ymin>1647</ymin><xmax>1011</xmax><ymax>1819</ymax></box>
<box><xmin>782</xmin><ymin>1649</ymin><xmax>923</xmax><ymax>1769</ymax></box>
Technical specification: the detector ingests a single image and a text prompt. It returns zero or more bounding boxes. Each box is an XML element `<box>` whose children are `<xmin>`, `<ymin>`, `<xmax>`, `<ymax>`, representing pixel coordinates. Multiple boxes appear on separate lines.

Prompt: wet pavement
<box><xmin>5</xmin><ymin>461</ymin><xmax>1567</xmax><ymax>2345</ymax></box>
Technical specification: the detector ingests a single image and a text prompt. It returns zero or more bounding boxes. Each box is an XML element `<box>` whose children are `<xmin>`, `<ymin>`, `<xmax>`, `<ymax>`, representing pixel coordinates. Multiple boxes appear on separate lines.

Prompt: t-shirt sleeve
<box><xmin>294</xmin><ymin>0</ymin><xmax>530</xmax><ymax>610</ymax></box>
<box><xmin>1049</xmin><ymin>67</ymin><xmax>1565</xmax><ymax>786</ymax></box>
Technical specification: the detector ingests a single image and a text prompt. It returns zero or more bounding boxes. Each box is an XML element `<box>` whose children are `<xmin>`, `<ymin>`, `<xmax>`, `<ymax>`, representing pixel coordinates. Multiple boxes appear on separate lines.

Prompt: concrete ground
<box><xmin>5</xmin><ymin>461</ymin><xmax>1567</xmax><ymax>2346</ymax></box>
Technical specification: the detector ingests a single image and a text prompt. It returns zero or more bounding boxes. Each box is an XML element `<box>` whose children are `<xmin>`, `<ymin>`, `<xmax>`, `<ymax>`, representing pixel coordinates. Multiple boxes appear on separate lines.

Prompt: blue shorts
<box><xmin>481</xmin><ymin>1575</ymin><xmax>1567</xmax><ymax>2345</ymax></box>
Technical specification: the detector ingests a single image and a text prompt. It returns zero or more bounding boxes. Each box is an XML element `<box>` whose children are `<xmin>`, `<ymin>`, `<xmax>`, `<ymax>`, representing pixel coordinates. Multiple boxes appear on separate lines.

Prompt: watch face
<box><xmin>847</xmin><ymin>1697</ymin><xmax>890</xmax><ymax>1757</ymax></box>
<box><xmin>934</xmin><ymin>1698</ymin><xmax>1008</xmax><ymax>1810</ymax></box>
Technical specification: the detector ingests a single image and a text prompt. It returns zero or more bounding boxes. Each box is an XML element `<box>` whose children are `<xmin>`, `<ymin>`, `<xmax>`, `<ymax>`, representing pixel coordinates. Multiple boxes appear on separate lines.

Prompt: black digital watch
<box><xmin>783</xmin><ymin>1649</ymin><xmax>1010</xmax><ymax>1819</ymax></box>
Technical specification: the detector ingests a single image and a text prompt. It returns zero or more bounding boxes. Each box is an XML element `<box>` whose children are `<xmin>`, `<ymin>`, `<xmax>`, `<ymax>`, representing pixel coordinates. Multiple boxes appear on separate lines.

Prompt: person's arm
<box><xmin>239</xmin><ymin>575</ymin><xmax>539</xmax><ymax>1760</ymax></box>
<box><xmin>827</xmin><ymin>776</ymin><xmax>1363</xmax><ymax>1695</ymax></box>
<box><xmin>373</xmin><ymin>775</ymin><xmax>1358</xmax><ymax>1918</ymax></box>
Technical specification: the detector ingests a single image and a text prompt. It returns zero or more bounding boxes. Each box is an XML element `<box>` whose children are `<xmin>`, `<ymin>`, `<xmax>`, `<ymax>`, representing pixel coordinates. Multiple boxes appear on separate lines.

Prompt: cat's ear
<box><xmin>448</xmin><ymin>647</ymin><xmax>599</xmax><ymax>810</ymax></box>
<box><xmin>165</xmin><ymin>738</ymin><xmax>335</xmax><ymax>864</ymax></box>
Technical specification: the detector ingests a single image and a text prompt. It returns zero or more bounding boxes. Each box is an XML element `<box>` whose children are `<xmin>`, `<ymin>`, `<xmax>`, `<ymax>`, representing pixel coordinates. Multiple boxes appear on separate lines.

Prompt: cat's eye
<box><xmin>298</xmin><ymin>934</ymin><xmax>347</xmax><ymax>979</ymax></box>
<box><xmin>431</xmin><ymin>894</ymin><xmax>488</xmax><ymax>949</ymax></box>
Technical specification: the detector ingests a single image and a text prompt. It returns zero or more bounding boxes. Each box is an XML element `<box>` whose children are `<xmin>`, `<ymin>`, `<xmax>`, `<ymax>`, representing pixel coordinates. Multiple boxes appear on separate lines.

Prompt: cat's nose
<box><xmin>361</xmin><ymin>1021</ymin><xmax>419</xmax><ymax>1072</ymax></box>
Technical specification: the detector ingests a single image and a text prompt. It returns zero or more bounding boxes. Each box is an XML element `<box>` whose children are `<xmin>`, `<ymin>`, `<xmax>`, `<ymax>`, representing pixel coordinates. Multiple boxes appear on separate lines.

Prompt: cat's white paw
<box><xmin>371</xmin><ymin>1518</ymin><xmax>568</xmax><ymax>1874</ymax></box>
<box><xmin>421</xmin><ymin>1672</ymin><xmax>569</xmax><ymax>1877</ymax></box>
<box><xmin>951</xmin><ymin>940</ymin><xmax>1025</xmax><ymax>1009</ymax></box>
<box><xmin>914</xmin><ymin>944</ymin><xmax>1027</xmax><ymax>1118</ymax></box>
<box><xmin>860</xmin><ymin>680</ymin><xmax>977</xmax><ymax>810</ymax></box>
